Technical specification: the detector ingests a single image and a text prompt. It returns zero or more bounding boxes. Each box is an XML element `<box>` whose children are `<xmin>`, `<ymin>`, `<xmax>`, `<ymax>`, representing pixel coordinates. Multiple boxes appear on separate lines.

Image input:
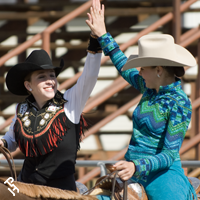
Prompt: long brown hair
<box><xmin>162</xmin><ymin>66</ymin><xmax>184</xmax><ymax>77</ymax></box>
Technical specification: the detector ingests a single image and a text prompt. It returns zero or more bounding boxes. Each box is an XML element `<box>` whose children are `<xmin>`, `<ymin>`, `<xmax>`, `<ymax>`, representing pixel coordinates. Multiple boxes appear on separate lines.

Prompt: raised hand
<box><xmin>86</xmin><ymin>0</ymin><xmax>107</xmax><ymax>37</ymax></box>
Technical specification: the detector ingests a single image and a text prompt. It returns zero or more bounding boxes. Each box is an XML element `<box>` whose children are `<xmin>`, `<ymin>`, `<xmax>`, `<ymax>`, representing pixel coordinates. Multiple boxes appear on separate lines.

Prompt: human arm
<box><xmin>63</xmin><ymin>52</ymin><xmax>101</xmax><ymax>124</ymax></box>
<box><xmin>86</xmin><ymin>0</ymin><xmax>146</xmax><ymax>93</ymax></box>
<box><xmin>129</xmin><ymin>98</ymin><xmax>192</xmax><ymax>182</ymax></box>
<box><xmin>1</xmin><ymin>113</ymin><xmax>18</xmax><ymax>152</ymax></box>
<box><xmin>63</xmin><ymin>2</ymin><xmax>103</xmax><ymax>124</ymax></box>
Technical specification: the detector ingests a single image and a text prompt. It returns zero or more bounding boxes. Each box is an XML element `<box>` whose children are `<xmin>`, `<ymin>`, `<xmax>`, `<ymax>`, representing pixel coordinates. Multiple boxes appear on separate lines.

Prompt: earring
<box><xmin>29</xmin><ymin>88</ymin><xmax>32</xmax><ymax>91</ymax></box>
<box><xmin>157</xmin><ymin>74</ymin><xmax>160</xmax><ymax>78</ymax></box>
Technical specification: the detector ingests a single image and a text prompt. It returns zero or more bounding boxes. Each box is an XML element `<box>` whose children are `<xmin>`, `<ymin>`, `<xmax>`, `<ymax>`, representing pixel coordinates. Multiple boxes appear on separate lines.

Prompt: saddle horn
<box><xmin>83</xmin><ymin>170</ymin><xmax>128</xmax><ymax>200</ymax></box>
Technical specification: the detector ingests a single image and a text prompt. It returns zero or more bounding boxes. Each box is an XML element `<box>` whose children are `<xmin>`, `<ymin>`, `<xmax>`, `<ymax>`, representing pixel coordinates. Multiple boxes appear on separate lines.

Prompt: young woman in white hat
<box><xmin>0</xmin><ymin>32</ymin><xmax>102</xmax><ymax>190</ymax></box>
<box><xmin>86</xmin><ymin>0</ymin><xmax>197</xmax><ymax>199</ymax></box>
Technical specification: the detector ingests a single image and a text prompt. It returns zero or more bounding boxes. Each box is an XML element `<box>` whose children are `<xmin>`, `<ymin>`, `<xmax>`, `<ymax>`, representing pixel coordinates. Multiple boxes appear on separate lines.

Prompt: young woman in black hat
<box><xmin>0</xmin><ymin>33</ymin><xmax>102</xmax><ymax>190</ymax></box>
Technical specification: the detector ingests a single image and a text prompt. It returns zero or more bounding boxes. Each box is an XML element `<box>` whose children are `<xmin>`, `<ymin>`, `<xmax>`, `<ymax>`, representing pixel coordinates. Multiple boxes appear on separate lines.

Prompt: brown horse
<box><xmin>0</xmin><ymin>178</ymin><xmax>97</xmax><ymax>200</ymax></box>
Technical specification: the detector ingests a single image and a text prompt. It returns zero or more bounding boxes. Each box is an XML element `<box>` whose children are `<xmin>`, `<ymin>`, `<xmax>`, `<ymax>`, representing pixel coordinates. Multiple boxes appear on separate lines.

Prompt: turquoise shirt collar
<box><xmin>157</xmin><ymin>78</ymin><xmax>182</xmax><ymax>94</ymax></box>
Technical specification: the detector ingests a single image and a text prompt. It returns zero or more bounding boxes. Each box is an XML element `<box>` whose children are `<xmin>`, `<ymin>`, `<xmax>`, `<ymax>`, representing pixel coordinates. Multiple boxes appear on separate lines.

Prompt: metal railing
<box><xmin>0</xmin><ymin>159</ymin><xmax>200</xmax><ymax>177</ymax></box>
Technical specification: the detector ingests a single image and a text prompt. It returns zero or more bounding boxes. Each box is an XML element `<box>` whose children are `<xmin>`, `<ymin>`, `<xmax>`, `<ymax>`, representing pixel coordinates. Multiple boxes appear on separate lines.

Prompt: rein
<box><xmin>111</xmin><ymin>171</ymin><xmax>127</xmax><ymax>200</ymax></box>
<box><xmin>0</xmin><ymin>146</ymin><xmax>17</xmax><ymax>181</ymax></box>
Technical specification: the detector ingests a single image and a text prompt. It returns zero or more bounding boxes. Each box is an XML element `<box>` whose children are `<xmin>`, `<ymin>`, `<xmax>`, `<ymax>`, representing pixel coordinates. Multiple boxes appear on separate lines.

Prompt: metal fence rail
<box><xmin>1</xmin><ymin>159</ymin><xmax>200</xmax><ymax>177</ymax></box>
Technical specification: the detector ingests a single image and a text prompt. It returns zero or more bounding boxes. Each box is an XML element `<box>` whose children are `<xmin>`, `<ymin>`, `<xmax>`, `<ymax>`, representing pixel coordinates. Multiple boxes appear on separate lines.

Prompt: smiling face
<box><xmin>24</xmin><ymin>69</ymin><xmax>57</xmax><ymax>109</ymax></box>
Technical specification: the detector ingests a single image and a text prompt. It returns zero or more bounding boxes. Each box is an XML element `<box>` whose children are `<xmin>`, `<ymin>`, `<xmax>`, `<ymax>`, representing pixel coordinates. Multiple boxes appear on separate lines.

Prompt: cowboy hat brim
<box><xmin>122</xmin><ymin>44</ymin><xmax>197</xmax><ymax>71</ymax></box>
<box><xmin>6</xmin><ymin>61</ymin><xmax>63</xmax><ymax>96</ymax></box>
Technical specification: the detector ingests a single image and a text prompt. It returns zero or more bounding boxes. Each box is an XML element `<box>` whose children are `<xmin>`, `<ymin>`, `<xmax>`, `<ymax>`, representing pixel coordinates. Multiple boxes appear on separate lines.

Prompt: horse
<box><xmin>0</xmin><ymin>178</ymin><xmax>98</xmax><ymax>200</ymax></box>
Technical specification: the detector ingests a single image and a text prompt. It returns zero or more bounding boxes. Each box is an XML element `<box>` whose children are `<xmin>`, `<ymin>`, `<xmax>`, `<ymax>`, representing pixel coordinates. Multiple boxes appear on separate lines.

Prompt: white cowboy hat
<box><xmin>122</xmin><ymin>34</ymin><xmax>197</xmax><ymax>71</ymax></box>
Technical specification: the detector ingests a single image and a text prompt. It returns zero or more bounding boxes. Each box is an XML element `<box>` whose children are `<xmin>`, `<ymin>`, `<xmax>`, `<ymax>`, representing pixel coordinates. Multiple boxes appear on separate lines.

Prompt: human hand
<box><xmin>0</xmin><ymin>139</ymin><xmax>4</xmax><ymax>147</ymax></box>
<box><xmin>113</xmin><ymin>161</ymin><xmax>135</xmax><ymax>181</ymax></box>
<box><xmin>86</xmin><ymin>0</ymin><xmax>107</xmax><ymax>37</ymax></box>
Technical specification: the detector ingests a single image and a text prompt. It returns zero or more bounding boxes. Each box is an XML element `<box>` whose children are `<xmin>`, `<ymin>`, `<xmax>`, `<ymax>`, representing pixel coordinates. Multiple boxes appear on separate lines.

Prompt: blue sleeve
<box><xmin>132</xmin><ymin>98</ymin><xmax>192</xmax><ymax>182</ymax></box>
<box><xmin>98</xmin><ymin>33</ymin><xmax>146</xmax><ymax>94</ymax></box>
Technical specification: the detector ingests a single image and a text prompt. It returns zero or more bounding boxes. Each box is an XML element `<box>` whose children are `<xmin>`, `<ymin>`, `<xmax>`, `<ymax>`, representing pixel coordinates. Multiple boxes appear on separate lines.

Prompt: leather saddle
<box><xmin>86</xmin><ymin>163</ymin><xmax>200</xmax><ymax>200</ymax></box>
<box><xmin>85</xmin><ymin>164</ymin><xmax>148</xmax><ymax>200</ymax></box>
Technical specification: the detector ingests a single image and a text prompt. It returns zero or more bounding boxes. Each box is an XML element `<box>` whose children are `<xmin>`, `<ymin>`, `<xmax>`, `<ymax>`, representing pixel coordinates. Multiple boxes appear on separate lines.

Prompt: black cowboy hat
<box><xmin>6</xmin><ymin>49</ymin><xmax>64</xmax><ymax>96</ymax></box>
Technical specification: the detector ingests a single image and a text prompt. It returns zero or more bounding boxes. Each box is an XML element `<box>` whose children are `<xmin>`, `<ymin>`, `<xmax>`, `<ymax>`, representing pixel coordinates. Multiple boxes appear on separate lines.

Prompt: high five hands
<box><xmin>86</xmin><ymin>0</ymin><xmax>107</xmax><ymax>37</ymax></box>
<box><xmin>86</xmin><ymin>0</ymin><xmax>136</xmax><ymax>181</ymax></box>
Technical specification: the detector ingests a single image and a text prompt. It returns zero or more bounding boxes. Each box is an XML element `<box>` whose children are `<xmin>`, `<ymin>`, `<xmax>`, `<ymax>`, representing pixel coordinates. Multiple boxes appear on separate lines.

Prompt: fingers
<box><xmin>113</xmin><ymin>161</ymin><xmax>135</xmax><ymax>181</ymax></box>
<box><xmin>118</xmin><ymin>170</ymin><xmax>132</xmax><ymax>181</ymax></box>
<box><xmin>85</xmin><ymin>19</ymin><xmax>92</xmax><ymax>28</ymax></box>
<box><xmin>90</xmin><ymin>6</ymin><xmax>101</xmax><ymax>21</ymax></box>
<box><xmin>86</xmin><ymin>0</ymin><xmax>106</xmax><ymax>37</ymax></box>
<box><xmin>90</xmin><ymin>6</ymin><xmax>96</xmax><ymax>19</ymax></box>
<box><xmin>113</xmin><ymin>160</ymin><xmax>125</xmax><ymax>169</ymax></box>
<box><xmin>92</xmin><ymin>0</ymin><xmax>104</xmax><ymax>16</ymax></box>
<box><xmin>93</xmin><ymin>0</ymin><xmax>100</xmax><ymax>11</ymax></box>
<box><xmin>92</xmin><ymin>0</ymin><xmax>95</xmax><ymax>9</ymax></box>
<box><xmin>87</xmin><ymin>13</ymin><xmax>92</xmax><ymax>24</ymax></box>
<box><xmin>101</xmin><ymin>4</ymin><xmax>105</xmax><ymax>16</ymax></box>
<box><xmin>0</xmin><ymin>140</ymin><xmax>4</xmax><ymax>147</ymax></box>
<box><xmin>96</xmin><ymin>0</ymin><xmax>101</xmax><ymax>11</ymax></box>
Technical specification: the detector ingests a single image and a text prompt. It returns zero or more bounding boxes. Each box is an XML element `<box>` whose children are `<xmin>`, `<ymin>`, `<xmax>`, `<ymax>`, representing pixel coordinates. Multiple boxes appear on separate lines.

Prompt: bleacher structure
<box><xmin>0</xmin><ymin>0</ymin><xmax>200</xmax><ymax>186</ymax></box>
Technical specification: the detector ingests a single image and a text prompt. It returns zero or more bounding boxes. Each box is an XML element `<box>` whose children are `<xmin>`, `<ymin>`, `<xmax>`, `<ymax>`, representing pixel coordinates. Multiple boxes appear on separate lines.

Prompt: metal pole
<box><xmin>196</xmin><ymin>30</ymin><xmax>200</xmax><ymax>160</ymax></box>
<box><xmin>97</xmin><ymin>162</ymin><xmax>107</xmax><ymax>176</ymax></box>
<box><xmin>42</xmin><ymin>31</ymin><xmax>51</xmax><ymax>55</ymax></box>
<box><xmin>192</xmin><ymin>97</ymin><xmax>200</xmax><ymax>110</ymax></box>
<box><xmin>179</xmin><ymin>29</ymin><xmax>200</xmax><ymax>47</ymax></box>
<box><xmin>1</xmin><ymin>159</ymin><xmax>200</xmax><ymax>168</ymax></box>
<box><xmin>180</xmin><ymin>133</ymin><xmax>200</xmax><ymax>154</ymax></box>
<box><xmin>180</xmin><ymin>27</ymin><xmax>199</xmax><ymax>43</ymax></box>
<box><xmin>0</xmin><ymin>34</ymin><xmax>42</xmax><ymax>67</ymax></box>
<box><xmin>84</xmin><ymin>77</ymin><xmax>128</xmax><ymax>112</ymax></box>
<box><xmin>173</xmin><ymin>0</ymin><xmax>181</xmax><ymax>43</ymax></box>
<box><xmin>84</xmin><ymin>95</ymin><xmax>142</xmax><ymax>139</ymax></box>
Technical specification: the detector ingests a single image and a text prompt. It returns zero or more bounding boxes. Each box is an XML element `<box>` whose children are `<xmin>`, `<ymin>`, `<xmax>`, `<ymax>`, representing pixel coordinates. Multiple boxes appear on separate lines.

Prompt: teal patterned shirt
<box><xmin>98</xmin><ymin>33</ymin><xmax>192</xmax><ymax>182</ymax></box>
